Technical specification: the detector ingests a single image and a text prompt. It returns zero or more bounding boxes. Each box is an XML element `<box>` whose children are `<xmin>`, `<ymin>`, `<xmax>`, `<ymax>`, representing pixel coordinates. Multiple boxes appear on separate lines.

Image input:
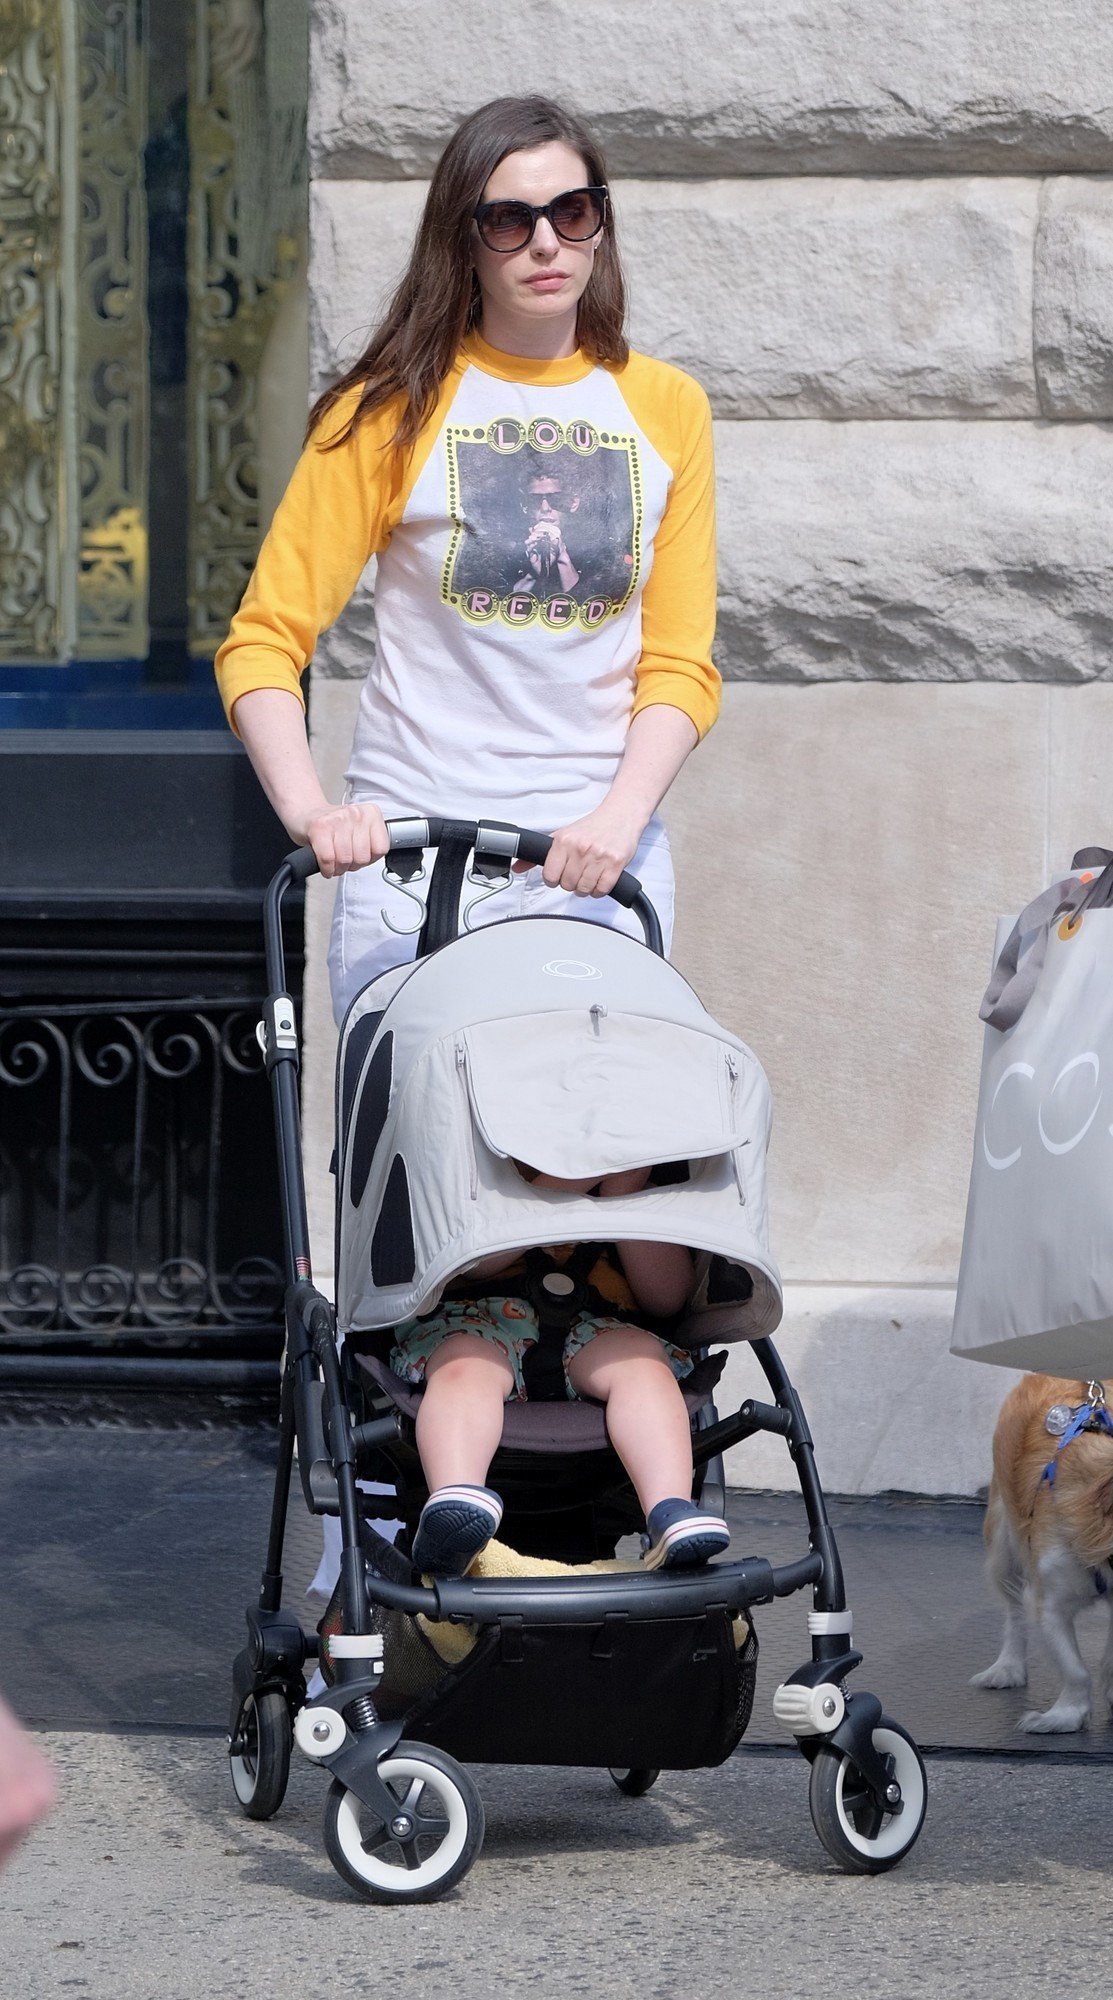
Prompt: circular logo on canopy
<box><xmin>541</xmin><ymin>959</ymin><xmax>602</xmax><ymax>980</ymax></box>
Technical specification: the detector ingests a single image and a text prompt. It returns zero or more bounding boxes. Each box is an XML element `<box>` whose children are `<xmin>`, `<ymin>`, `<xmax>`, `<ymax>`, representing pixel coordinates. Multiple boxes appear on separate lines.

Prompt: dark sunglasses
<box><xmin>473</xmin><ymin>185</ymin><xmax>608</xmax><ymax>254</ymax></box>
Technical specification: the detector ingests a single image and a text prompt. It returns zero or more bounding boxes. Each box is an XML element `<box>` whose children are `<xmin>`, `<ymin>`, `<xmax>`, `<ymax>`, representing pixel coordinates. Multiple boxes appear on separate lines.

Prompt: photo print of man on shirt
<box><xmin>442</xmin><ymin>414</ymin><xmax>642</xmax><ymax>631</ymax></box>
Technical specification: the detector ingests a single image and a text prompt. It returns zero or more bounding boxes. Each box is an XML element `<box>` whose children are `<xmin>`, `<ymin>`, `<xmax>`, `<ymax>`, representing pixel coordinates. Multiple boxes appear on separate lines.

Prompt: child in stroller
<box><xmin>398</xmin><ymin>1160</ymin><xmax>731</xmax><ymax>1576</ymax></box>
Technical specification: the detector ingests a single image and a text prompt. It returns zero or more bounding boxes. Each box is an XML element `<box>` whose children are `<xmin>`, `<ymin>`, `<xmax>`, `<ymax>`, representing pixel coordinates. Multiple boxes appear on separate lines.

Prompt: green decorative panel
<box><xmin>75</xmin><ymin>0</ymin><xmax>149</xmax><ymax>658</ymax></box>
<box><xmin>187</xmin><ymin>0</ymin><xmax>307</xmax><ymax>658</ymax></box>
<box><xmin>0</xmin><ymin>0</ymin><xmax>70</xmax><ymax>661</ymax></box>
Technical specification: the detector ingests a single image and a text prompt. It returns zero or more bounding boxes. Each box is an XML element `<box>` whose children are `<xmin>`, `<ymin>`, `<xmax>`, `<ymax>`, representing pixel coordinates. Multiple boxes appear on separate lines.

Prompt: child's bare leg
<box><xmin>565</xmin><ymin>1327</ymin><xmax>694</xmax><ymax>1515</ymax></box>
<box><xmin>566</xmin><ymin>1328</ymin><xmax>729</xmax><ymax>1569</ymax></box>
<box><xmin>410</xmin><ymin>1333</ymin><xmax>514</xmax><ymax>1576</ymax></box>
<box><xmin>416</xmin><ymin>1333</ymin><xmax>514</xmax><ymax>1489</ymax></box>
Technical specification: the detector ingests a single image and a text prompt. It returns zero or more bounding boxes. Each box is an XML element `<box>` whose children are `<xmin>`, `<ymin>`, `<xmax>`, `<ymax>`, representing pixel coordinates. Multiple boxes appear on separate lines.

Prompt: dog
<box><xmin>972</xmin><ymin>1372</ymin><xmax>1113</xmax><ymax>1732</ymax></box>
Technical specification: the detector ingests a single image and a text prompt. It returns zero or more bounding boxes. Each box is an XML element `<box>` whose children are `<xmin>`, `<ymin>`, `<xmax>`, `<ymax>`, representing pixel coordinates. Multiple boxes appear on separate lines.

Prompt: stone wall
<box><xmin>302</xmin><ymin>2</ymin><xmax>1113</xmax><ymax>1493</ymax></box>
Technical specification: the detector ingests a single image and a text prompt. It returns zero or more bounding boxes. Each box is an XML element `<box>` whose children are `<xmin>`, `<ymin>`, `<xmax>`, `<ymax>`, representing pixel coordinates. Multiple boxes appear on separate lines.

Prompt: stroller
<box><xmin>228</xmin><ymin>819</ymin><xmax>927</xmax><ymax>1900</ymax></box>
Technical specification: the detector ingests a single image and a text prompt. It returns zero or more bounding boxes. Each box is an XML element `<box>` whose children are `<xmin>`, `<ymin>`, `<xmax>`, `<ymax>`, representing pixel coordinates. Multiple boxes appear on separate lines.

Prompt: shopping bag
<box><xmin>951</xmin><ymin>846</ymin><xmax>1113</xmax><ymax>1375</ymax></box>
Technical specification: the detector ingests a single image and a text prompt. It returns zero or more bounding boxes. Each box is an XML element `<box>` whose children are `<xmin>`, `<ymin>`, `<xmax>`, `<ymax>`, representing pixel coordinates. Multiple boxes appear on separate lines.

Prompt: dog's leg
<box><xmin>970</xmin><ymin>1488</ymin><xmax>1028</xmax><ymax>1689</ymax></box>
<box><xmin>1098</xmin><ymin>1588</ymin><xmax>1113</xmax><ymax>1716</ymax></box>
<box><xmin>1019</xmin><ymin>1543</ymin><xmax>1093</xmax><ymax>1732</ymax></box>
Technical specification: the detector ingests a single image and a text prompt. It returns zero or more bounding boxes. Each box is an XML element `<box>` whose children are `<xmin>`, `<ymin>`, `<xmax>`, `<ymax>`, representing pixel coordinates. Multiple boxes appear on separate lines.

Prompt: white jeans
<box><xmin>327</xmin><ymin>816</ymin><xmax>675</xmax><ymax>1026</ymax></box>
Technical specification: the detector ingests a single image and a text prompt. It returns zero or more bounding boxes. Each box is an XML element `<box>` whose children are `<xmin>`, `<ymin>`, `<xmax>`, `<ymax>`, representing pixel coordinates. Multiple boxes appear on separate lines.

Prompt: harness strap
<box><xmin>439</xmin><ymin>1242</ymin><xmax>679</xmax><ymax>1399</ymax></box>
<box><xmin>515</xmin><ymin>1244</ymin><xmax>602</xmax><ymax>1400</ymax></box>
<box><xmin>528</xmin><ymin>1241</ymin><xmax>607</xmax><ymax>1321</ymax></box>
<box><xmin>444</xmin><ymin>1242</ymin><xmax>619</xmax><ymax>1317</ymax></box>
<box><xmin>416</xmin><ymin>826</ymin><xmax>477</xmax><ymax>957</ymax></box>
<box><xmin>1040</xmin><ymin>1399</ymin><xmax>1113</xmax><ymax>1488</ymax></box>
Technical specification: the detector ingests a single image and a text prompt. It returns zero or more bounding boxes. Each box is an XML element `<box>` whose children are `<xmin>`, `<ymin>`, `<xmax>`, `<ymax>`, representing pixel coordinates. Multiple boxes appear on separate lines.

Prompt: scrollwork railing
<box><xmin>0</xmin><ymin>998</ymin><xmax>285</xmax><ymax>1345</ymax></box>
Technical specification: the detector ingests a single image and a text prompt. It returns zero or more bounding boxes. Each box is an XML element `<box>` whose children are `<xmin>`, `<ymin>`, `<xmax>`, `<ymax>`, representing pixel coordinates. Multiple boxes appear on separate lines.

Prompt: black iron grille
<box><xmin>0</xmin><ymin>998</ymin><xmax>285</xmax><ymax>1354</ymax></box>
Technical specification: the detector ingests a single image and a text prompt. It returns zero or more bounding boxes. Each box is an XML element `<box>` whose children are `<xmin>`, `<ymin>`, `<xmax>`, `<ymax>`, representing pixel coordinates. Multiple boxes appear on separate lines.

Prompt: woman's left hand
<box><xmin>517</xmin><ymin>802</ymin><xmax>646</xmax><ymax>898</ymax></box>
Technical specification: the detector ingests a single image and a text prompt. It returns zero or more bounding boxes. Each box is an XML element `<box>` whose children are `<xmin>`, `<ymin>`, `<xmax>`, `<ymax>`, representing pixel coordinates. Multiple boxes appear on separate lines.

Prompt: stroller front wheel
<box><xmin>323</xmin><ymin>1742</ymin><xmax>484</xmax><ymax>1903</ymax></box>
<box><xmin>608</xmin><ymin>1767</ymin><xmax>660</xmax><ymax>1797</ymax></box>
<box><xmin>808</xmin><ymin>1719</ymin><xmax>927</xmax><ymax>1874</ymax></box>
<box><xmin>229</xmin><ymin>1689</ymin><xmax>293</xmax><ymax>1821</ymax></box>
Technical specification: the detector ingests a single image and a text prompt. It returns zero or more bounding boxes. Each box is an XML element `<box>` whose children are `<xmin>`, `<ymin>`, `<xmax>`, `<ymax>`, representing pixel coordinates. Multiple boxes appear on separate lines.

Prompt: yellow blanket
<box><xmin>417</xmin><ymin>1538</ymin><xmax>749</xmax><ymax>1665</ymax></box>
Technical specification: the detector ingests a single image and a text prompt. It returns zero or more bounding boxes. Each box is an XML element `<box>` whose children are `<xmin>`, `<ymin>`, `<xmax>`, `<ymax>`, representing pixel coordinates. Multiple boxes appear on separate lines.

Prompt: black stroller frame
<box><xmin>228</xmin><ymin>821</ymin><xmax>927</xmax><ymax>1899</ymax></box>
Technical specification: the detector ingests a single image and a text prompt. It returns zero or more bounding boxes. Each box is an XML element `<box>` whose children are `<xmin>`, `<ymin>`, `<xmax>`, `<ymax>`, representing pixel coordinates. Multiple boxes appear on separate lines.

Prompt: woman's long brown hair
<box><xmin>307</xmin><ymin>96</ymin><xmax>628</xmax><ymax>451</ymax></box>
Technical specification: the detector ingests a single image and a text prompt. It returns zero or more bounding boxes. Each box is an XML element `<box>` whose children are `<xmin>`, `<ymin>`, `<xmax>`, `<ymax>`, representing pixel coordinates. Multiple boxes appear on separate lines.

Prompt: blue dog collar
<box><xmin>1040</xmin><ymin>1386</ymin><xmax>1113</xmax><ymax>1489</ymax></box>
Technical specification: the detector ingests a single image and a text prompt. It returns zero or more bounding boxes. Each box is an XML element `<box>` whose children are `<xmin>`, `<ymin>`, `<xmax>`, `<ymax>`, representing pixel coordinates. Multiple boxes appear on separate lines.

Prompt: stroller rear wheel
<box><xmin>229</xmin><ymin>1690</ymin><xmax>293</xmax><ymax>1821</ymax></box>
<box><xmin>323</xmin><ymin>1742</ymin><xmax>484</xmax><ymax>1903</ymax></box>
<box><xmin>808</xmin><ymin>1719</ymin><xmax>926</xmax><ymax>1874</ymax></box>
<box><xmin>608</xmin><ymin>1767</ymin><xmax>660</xmax><ymax>1797</ymax></box>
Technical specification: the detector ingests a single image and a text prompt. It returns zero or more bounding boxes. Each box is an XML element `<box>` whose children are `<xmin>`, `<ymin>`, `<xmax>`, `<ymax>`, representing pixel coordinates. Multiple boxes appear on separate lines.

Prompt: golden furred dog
<box><xmin>972</xmin><ymin>1373</ymin><xmax>1113</xmax><ymax>1732</ymax></box>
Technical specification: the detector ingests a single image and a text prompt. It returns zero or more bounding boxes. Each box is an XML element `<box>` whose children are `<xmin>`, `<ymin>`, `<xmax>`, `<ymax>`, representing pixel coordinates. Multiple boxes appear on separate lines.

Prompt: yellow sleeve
<box><xmin>213</xmin><ymin>388</ymin><xmax>407</xmax><ymax>730</ymax></box>
<box><xmin>616</xmin><ymin>356</ymin><xmax>721</xmax><ymax>740</ymax></box>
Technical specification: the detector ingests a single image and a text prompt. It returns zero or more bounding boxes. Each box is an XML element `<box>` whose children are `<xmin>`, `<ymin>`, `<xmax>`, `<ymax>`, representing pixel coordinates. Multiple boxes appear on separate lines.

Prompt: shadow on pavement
<box><xmin>3</xmin><ymin>1396</ymin><xmax>1112</xmax><ymax>1758</ymax></box>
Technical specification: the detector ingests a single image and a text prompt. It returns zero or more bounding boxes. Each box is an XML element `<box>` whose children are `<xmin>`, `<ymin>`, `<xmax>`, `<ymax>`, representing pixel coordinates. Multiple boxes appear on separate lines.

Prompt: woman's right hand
<box><xmin>301</xmin><ymin>800</ymin><xmax>390</xmax><ymax>879</ymax></box>
<box><xmin>230</xmin><ymin>693</ymin><xmax>387</xmax><ymax>879</ymax></box>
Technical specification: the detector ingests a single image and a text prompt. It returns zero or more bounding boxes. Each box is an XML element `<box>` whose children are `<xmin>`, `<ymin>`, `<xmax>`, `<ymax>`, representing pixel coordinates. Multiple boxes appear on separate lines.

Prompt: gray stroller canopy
<box><xmin>335</xmin><ymin>915</ymin><xmax>783</xmax><ymax>1346</ymax></box>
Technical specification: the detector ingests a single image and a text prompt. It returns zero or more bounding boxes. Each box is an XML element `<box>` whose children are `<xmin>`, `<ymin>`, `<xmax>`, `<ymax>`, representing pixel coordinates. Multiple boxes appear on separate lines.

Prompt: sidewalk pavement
<box><xmin>5</xmin><ymin>1740</ymin><xmax>1110</xmax><ymax>2000</ymax></box>
<box><xmin>2</xmin><ymin>1396</ymin><xmax>1111</xmax><ymax>1997</ymax></box>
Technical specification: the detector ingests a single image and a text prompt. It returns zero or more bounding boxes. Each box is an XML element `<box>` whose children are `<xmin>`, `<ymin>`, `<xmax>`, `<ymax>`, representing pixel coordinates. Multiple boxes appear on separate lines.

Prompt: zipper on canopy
<box><xmin>731</xmin><ymin>1144</ymin><xmax>748</xmax><ymax>1205</ymax></box>
<box><xmin>726</xmin><ymin>1052</ymin><xmax>747</xmax><ymax>1201</ymax></box>
<box><xmin>455</xmin><ymin>1040</ymin><xmax>480</xmax><ymax>1198</ymax></box>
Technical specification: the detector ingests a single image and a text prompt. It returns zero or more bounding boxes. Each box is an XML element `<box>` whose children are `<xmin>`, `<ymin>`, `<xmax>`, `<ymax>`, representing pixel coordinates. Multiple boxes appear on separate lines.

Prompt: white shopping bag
<box><xmin>952</xmin><ymin>846</ymin><xmax>1113</xmax><ymax>1375</ymax></box>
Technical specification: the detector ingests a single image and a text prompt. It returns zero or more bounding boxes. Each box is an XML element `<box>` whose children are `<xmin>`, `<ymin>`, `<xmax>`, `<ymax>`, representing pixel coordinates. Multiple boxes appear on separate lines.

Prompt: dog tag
<box><xmin>1044</xmin><ymin>1403</ymin><xmax>1074</xmax><ymax>1436</ymax></box>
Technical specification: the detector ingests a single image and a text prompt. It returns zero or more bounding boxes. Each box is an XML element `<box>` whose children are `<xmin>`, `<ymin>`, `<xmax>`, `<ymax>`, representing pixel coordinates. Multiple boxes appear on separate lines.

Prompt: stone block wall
<box><xmin>302</xmin><ymin>2</ymin><xmax>1113</xmax><ymax>1493</ymax></box>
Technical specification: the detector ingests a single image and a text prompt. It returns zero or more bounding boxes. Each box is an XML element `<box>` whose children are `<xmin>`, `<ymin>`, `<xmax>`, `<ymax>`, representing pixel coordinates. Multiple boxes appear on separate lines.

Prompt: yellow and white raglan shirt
<box><xmin>215</xmin><ymin>332</ymin><xmax>719</xmax><ymax>836</ymax></box>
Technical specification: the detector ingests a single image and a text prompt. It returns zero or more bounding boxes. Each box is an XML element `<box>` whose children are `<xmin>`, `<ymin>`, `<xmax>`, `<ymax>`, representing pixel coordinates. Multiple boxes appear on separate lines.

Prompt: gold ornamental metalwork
<box><xmin>0</xmin><ymin>0</ymin><xmax>69</xmax><ymax>661</ymax></box>
<box><xmin>187</xmin><ymin>0</ymin><xmax>306</xmax><ymax>658</ymax></box>
<box><xmin>1</xmin><ymin>0</ymin><xmax>306</xmax><ymax>671</ymax></box>
<box><xmin>75</xmin><ymin>0</ymin><xmax>149</xmax><ymax>658</ymax></box>
<box><xmin>0</xmin><ymin>0</ymin><xmax>148</xmax><ymax>666</ymax></box>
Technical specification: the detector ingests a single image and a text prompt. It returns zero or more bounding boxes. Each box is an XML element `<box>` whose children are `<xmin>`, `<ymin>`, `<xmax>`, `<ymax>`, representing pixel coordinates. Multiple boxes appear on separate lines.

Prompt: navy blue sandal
<box><xmin>642</xmin><ymin>1498</ymin><xmax>731</xmax><ymax>1571</ymax></box>
<box><xmin>411</xmin><ymin>1484</ymin><xmax>504</xmax><ymax>1577</ymax></box>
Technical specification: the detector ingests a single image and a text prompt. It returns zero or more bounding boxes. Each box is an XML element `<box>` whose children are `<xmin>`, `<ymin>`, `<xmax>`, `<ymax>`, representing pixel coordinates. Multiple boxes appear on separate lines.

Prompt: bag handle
<box><xmin>979</xmin><ymin>847</ymin><xmax>1113</xmax><ymax>1031</ymax></box>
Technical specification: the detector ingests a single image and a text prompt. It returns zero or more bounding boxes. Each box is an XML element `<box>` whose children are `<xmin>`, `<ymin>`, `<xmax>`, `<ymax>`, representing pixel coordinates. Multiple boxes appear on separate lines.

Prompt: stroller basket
<box><xmin>318</xmin><ymin>1525</ymin><xmax>758</xmax><ymax>1771</ymax></box>
<box><xmin>396</xmin><ymin>1613</ymin><xmax>757</xmax><ymax>1771</ymax></box>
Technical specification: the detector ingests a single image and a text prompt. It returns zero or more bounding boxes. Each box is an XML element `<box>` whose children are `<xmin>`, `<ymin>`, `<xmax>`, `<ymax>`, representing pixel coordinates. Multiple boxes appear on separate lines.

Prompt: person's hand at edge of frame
<box><xmin>301</xmin><ymin>801</ymin><xmax>391</xmax><ymax>880</ymax></box>
<box><xmin>0</xmin><ymin>1692</ymin><xmax>56</xmax><ymax>1869</ymax></box>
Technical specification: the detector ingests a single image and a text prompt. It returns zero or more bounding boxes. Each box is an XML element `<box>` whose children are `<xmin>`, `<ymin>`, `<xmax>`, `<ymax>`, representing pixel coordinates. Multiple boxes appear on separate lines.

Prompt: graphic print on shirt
<box><xmin>441</xmin><ymin>415</ymin><xmax>644</xmax><ymax>631</ymax></box>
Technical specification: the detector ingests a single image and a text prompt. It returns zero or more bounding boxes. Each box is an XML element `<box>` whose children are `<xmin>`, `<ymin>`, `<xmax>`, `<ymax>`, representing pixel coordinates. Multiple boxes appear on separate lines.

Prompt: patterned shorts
<box><xmin>390</xmin><ymin>1295</ymin><xmax>694</xmax><ymax>1402</ymax></box>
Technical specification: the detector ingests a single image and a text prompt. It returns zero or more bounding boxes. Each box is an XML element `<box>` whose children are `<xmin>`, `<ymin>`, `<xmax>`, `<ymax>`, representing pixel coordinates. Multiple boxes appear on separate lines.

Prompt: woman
<box><xmin>215</xmin><ymin>93</ymin><xmax>719</xmax><ymax>1019</ymax></box>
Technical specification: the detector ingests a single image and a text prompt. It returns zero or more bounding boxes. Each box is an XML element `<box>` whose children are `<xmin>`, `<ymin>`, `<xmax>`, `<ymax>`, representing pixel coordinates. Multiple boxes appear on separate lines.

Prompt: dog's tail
<box><xmin>984</xmin><ymin>1478</ymin><xmax>1026</xmax><ymax>1604</ymax></box>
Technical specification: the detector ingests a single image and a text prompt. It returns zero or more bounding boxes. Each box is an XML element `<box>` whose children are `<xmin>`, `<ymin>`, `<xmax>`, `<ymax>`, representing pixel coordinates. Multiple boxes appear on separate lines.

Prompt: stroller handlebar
<box><xmin>267</xmin><ymin>818</ymin><xmax>664</xmax><ymax>985</ymax></box>
<box><xmin>283</xmin><ymin>845</ymin><xmax>320</xmax><ymax>885</ymax></box>
<box><xmin>505</xmin><ymin>826</ymin><xmax>645</xmax><ymax>917</ymax></box>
